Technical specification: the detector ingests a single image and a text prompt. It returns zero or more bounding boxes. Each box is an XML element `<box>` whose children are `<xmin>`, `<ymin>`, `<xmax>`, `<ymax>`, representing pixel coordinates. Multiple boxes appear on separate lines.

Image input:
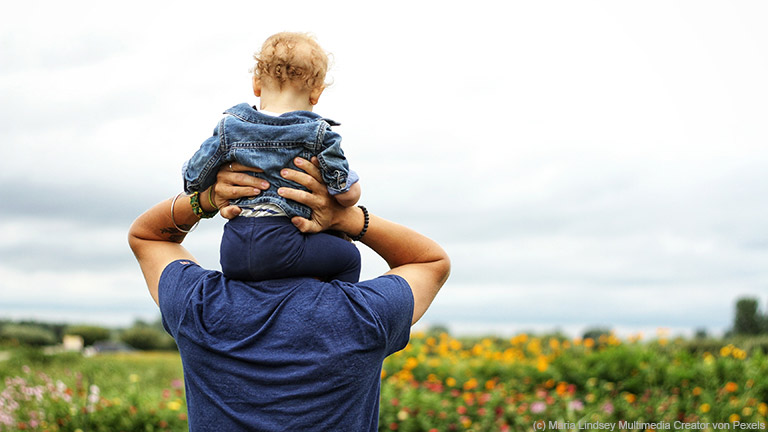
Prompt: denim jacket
<box><xmin>182</xmin><ymin>103</ymin><xmax>358</xmax><ymax>219</ymax></box>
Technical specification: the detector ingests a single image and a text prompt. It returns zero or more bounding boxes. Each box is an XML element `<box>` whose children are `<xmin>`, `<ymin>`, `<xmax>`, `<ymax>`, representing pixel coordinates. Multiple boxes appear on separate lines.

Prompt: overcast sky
<box><xmin>1</xmin><ymin>1</ymin><xmax>766</xmax><ymax>337</ymax></box>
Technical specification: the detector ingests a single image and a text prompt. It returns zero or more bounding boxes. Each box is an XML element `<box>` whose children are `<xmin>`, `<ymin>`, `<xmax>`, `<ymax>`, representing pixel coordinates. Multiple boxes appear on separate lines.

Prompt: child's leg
<box><xmin>221</xmin><ymin>217</ymin><xmax>360</xmax><ymax>282</ymax></box>
<box><xmin>294</xmin><ymin>231</ymin><xmax>361</xmax><ymax>283</ymax></box>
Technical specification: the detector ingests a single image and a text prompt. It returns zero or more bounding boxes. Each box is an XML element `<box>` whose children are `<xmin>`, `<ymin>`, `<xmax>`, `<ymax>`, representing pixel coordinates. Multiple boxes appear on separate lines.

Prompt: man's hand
<box><xmin>277</xmin><ymin>157</ymin><xmax>354</xmax><ymax>233</ymax></box>
<box><xmin>211</xmin><ymin>162</ymin><xmax>270</xmax><ymax>219</ymax></box>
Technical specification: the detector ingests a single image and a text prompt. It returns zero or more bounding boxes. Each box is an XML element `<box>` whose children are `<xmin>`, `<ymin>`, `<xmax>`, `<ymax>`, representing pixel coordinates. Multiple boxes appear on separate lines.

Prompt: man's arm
<box><xmin>278</xmin><ymin>158</ymin><xmax>450</xmax><ymax>325</ymax></box>
<box><xmin>128</xmin><ymin>165</ymin><xmax>269</xmax><ymax>305</ymax></box>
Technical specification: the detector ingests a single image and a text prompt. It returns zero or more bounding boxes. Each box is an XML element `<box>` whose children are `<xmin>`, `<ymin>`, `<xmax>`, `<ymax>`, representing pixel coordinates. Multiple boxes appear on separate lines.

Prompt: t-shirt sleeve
<box><xmin>158</xmin><ymin>259</ymin><xmax>209</xmax><ymax>338</ymax></box>
<box><xmin>355</xmin><ymin>274</ymin><xmax>414</xmax><ymax>356</ymax></box>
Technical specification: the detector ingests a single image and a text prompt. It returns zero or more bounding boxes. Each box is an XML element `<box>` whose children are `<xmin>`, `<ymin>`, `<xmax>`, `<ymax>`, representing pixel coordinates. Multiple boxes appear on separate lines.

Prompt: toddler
<box><xmin>182</xmin><ymin>32</ymin><xmax>362</xmax><ymax>282</ymax></box>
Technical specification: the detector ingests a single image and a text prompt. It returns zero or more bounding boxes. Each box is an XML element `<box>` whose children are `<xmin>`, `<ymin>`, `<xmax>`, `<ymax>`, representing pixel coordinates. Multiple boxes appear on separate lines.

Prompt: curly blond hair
<box><xmin>253</xmin><ymin>32</ymin><xmax>329</xmax><ymax>91</ymax></box>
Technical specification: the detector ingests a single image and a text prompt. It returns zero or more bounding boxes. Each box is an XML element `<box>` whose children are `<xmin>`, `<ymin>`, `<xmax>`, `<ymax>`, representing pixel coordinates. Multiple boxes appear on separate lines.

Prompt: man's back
<box><xmin>159</xmin><ymin>260</ymin><xmax>413</xmax><ymax>431</ymax></box>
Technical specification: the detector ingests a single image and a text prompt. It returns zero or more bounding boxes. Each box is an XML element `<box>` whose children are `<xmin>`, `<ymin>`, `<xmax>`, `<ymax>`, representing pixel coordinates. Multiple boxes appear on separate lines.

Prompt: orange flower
<box><xmin>724</xmin><ymin>382</ymin><xmax>738</xmax><ymax>393</ymax></box>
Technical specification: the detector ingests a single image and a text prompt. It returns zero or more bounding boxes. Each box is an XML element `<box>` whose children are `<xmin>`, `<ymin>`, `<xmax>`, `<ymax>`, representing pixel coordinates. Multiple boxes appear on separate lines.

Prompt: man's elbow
<box><xmin>127</xmin><ymin>219</ymin><xmax>144</xmax><ymax>256</ymax></box>
<box><xmin>440</xmin><ymin>255</ymin><xmax>451</xmax><ymax>285</ymax></box>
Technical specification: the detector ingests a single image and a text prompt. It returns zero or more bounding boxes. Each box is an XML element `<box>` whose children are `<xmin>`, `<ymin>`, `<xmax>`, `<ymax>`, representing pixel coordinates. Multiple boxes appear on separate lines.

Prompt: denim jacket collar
<box><xmin>224</xmin><ymin>103</ymin><xmax>340</xmax><ymax>127</ymax></box>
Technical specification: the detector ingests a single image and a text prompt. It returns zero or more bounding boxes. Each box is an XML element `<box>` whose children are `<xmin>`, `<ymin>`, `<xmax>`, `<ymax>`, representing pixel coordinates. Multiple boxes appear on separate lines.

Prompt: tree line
<box><xmin>1</xmin><ymin>296</ymin><xmax>767</xmax><ymax>350</ymax></box>
<box><xmin>0</xmin><ymin>318</ymin><xmax>176</xmax><ymax>351</ymax></box>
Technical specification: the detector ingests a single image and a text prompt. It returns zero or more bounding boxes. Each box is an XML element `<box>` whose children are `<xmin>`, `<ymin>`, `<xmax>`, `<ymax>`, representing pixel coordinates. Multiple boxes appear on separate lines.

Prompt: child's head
<box><xmin>252</xmin><ymin>32</ymin><xmax>329</xmax><ymax>95</ymax></box>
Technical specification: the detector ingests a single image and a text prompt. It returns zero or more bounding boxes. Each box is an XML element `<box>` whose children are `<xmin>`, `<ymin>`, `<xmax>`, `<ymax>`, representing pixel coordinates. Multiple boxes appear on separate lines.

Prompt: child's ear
<box><xmin>309</xmin><ymin>86</ymin><xmax>325</xmax><ymax>105</ymax></box>
<box><xmin>252</xmin><ymin>75</ymin><xmax>262</xmax><ymax>97</ymax></box>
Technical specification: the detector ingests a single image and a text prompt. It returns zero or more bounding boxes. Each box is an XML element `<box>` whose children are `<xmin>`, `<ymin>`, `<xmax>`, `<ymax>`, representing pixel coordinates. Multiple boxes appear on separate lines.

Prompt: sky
<box><xmin>1</xmin><ymin>1</ymin><xmax>767</xmax><ymax>338</ymax></box>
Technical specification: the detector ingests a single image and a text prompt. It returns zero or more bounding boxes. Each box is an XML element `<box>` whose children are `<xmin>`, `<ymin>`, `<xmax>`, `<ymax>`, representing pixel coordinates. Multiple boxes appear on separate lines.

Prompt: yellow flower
<box><xmin>758</xmin><ymin>403</ymin><xmax>767</xmax><ymax>416</ymax></box>
<box><xmin>485</xmin><ymin>379</ymin><xmax>496</xmax><ymax>390</ymax></box>
<box><xmin>583</xmin><ymin>338</ymin><xmax>595</xmax><ymax>348</ymax></box>
<box><xmin>446</xmin><ymin>377</ymin><xmax>457</xmax><ymax>387</ymax></box>
<box><xmin>168</xmin><ymin>400</ymin><xmax>182</xmax><ymax>411</ymax></box>
<box><xmin>720</xmin><ymin>345</ymin><xmax>733</xmax><ymax>357</ymax></box>
<box><xmin>700</xmin><ymin>403</ymin><xmax>710</xmax><ymax>413</ymax></box>
<box><xmin>742</xmin><ymin>407</ymin><xmax>752</xmax><ymax>416</ymax></box>
<box><xmin>403</xmin><ymin>357</ymin><xmax>419</xmax><ymax>371</ymax></box>
<box><xmin>536</xmin><ymin>355</ymin><xmax>549</xmax><ymax>372</ymax></box>
<box><xmin>113</xmin><ymin>397</ymin><xmax>122</xmax><ymax>406</ymax></box>
<box><xmin>463</xmin><ymin>378</ymin><xmax>478</xmax><ymax>391</ymax></box>
<box><xmin>129</xmin><ymin>374</ymin><xmax>140</xmax><ymax>383</ymax></box>
<box><xmin>623</xmin><ymin>393</ymin><xmax>636</xmax><ymax>404</ymax></box>
<box><xmin>729</xmin><ymin>414</ymin><xmax>740</xmax><ymax>423</ymax></box>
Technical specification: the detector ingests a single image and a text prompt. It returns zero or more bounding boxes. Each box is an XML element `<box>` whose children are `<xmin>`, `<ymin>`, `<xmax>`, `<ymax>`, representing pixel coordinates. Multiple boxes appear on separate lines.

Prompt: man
<box><xmin>128</xmin><ymin>158</ymin><xmax>450</xmax><ymax>431</ymax></box>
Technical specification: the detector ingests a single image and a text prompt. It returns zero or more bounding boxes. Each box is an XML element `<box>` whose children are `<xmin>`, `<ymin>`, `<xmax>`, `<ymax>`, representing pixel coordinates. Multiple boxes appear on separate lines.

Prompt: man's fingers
<box><xmin>220</xmin><ymin>205</ymin><xmax>242</xmax><ymax>219</ymax></box>
<box><xmin>229</xmin><ymin>162</ymin><xmax>264</xmax><ymax>173</ymax></box>
<box><xmin>291</xmin><ymin>216</ymin><xmax>321</xmax><ymax>233</ymax></box>
<box><xmin>278</xmin><ymin>185</ymin><xmax>319</xmax><ymax>207</ymax></box>
<box><xmin>281</xmin><ymin>161</ymin><xmax>325</xmax><ymax>194</ymax></box>
<box><xmin>295</xmin><ymin>157</ymin><xmax>323</xmax><ymax>182</ymax></box>
<box><xmin>219</xmin><ymin>172</ymin><xmax>269</xmax><ymax>190</ymax></box>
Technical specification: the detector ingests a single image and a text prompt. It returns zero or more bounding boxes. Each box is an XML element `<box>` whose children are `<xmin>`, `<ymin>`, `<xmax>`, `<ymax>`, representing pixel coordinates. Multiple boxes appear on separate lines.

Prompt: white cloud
<box><xmin>1</xmin><ymin>1</ymin><xmax>767</xmax><ymax>333</ymax></box>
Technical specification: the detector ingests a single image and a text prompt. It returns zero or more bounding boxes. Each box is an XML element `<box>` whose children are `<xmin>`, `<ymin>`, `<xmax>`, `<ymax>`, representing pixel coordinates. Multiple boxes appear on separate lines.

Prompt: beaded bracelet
<box><xmin>190</xmin><ymin>191</ymin><xmax>218</xmax><ymax>219</ymax></box>
<box><xmin>350</xmin><ymin>205</ymin><xmax>369</xmax><ymax>241</ymax></box>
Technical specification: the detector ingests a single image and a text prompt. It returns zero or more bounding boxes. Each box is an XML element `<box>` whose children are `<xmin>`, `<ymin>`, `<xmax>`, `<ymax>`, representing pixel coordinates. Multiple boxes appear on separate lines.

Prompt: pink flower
<box><xmin>531</xmin><ymin>401</ymin><xmax>546</xmax><ymax>413</ymax></box>
<box><xmin>569</xmin><ymin>400</ymin><xmax>585</xmax><ymax>411</ymax></box>
<box><xmin>602</xmin><ymin>402</ymin><xmax>614</xmax><ymax>414</ymax></box>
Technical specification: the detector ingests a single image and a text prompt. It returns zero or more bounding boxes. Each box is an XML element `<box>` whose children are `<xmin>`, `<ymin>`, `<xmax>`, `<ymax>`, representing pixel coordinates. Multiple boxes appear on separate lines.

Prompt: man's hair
<box><xmin>253</xmin><ymin>32</ymin><xmax>329</xmax><ymax>91</ymax></box>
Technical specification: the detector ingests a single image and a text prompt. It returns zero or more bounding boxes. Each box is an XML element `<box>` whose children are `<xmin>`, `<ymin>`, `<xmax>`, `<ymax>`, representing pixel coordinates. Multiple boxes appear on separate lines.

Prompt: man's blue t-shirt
<box><xmin>158</xmin><ymin>260</ymin><xmax>413</xmax><ymax>432</ymax></box>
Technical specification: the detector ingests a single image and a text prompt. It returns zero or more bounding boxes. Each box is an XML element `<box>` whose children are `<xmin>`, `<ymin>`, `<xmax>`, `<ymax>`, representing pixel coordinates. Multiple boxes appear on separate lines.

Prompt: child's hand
<box><xmin>334</xmin><ymin>182</ymin><xmax>361</xmax><ymax>207</ymax></box>
<box><xmin>212</xmin><ymin>163</ymin><xmax>270</xmax><ymax>219</ymax></box>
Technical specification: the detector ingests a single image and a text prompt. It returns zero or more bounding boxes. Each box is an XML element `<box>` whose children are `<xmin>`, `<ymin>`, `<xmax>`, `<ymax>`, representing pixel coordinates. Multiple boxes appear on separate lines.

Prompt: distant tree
<box><xmin>694</xmin><ymin>328</ymin><xmax>708</xmax><ymax>339</ymax></box>
<box><xmin>66</xmin><ymin>325</ymin><xmax>112</xmax><ymax>346</ymax></box>
<box><xmin>733</xmin><ymin>297</ymin><xmax>764</xmax><ymax>335</ymax></box>
<box><xmin>0</xmin><ymin>324</ymin><xmax>57</xmax><ymax>346</ymax></box>
<box><xmin>582</xmin><ymin>327</ymin><xmax>612</xmax><ymax>341</ymax></box>
<box><xmin>426</xmin><ymin>324</ymin><xmax>450</xmax><ymax>336</ymax></box>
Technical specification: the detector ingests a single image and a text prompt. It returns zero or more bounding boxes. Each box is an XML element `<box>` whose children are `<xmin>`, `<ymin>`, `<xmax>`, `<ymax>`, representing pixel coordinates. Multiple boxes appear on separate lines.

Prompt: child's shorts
<box><xmin>220</xmin><ymin>216</ymin><xmax>361</xmax><ymax>283</ymax></box>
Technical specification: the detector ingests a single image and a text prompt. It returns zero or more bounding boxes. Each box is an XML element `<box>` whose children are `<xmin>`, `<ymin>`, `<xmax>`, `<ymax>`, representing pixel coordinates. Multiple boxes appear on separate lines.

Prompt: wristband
<box><xmin>171</xmin><ymin>193</ymin><xmax>199</xmax><ymax>233</ymax></box>
<box><xmin>350</xmin><ymin>205</ymin><xmax>369</xmax><ymax>241</ymax></box>
<box><xmin>208</xmin><ymin>187</ymin><xmax>219</xmax><ymax>211</ymax></box>
<box><xmin>190</xmin><ymin>191</ymin><xmax>218</xmax><ymax>219</ymax></box>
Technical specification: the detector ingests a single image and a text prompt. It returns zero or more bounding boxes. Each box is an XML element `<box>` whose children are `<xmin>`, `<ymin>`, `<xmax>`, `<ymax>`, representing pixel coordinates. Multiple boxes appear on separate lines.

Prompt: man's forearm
<box><xmin>129</xmin><ymin>192</ymin><xmax>209</xmax><ymax>246</ymax></box>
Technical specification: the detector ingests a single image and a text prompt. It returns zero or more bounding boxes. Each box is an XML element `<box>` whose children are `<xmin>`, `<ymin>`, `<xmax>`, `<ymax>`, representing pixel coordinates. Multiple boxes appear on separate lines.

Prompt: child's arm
<box><xmin>183</xmin><ymin>118</ymin><xmax>227</xmax><ymax>194</ymax></box>
<box><xmin>334</xmin><ymin>181</ymin><xmax>361</xmax><ymax>207</ymax></box>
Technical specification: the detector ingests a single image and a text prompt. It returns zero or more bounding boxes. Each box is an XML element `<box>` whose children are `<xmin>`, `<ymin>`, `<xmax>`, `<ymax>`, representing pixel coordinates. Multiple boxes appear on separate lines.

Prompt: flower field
<box><xmin>1</xmin><ymin>331</ymin><xmax>767</xmax><ymax>431</ymax></box>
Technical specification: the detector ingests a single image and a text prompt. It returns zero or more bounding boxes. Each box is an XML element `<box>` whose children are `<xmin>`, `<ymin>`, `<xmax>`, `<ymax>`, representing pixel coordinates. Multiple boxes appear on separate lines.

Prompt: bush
<box><xmin>0</xmin><ymin>324</ymin><xmax>56</xmax><ymax>347</ymax></box>
<box><xmin>66</xmin><ymin>325</ymin><xmax>112</xmax><ymax>346</ymax></box>
<box><xmin>120</xmin><ymin>326</ymin><xmax>176</xmax><ymax>351</ymax></box>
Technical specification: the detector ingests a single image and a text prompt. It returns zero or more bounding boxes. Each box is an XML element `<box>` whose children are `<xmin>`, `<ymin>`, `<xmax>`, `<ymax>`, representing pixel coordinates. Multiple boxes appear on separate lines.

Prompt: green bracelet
<box><xmin>190</xmin><ymin>191</ymin><xmax>218</xmax><ymax>219</ymax></box>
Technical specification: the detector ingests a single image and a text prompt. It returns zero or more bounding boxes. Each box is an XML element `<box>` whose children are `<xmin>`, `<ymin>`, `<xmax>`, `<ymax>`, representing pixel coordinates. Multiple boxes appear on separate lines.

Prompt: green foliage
<box><xmin>734</xmin><ymin>297</ymin><xmax>764</xmax><ymax>335</ymax></box>
<box><xmin>0</xmin><ymin>349</ymin><xmax>185</xmax><ymax>431</ymax></box>
<box><xmin>0</xmin><ymin>324</ymin><xmax>56</xmax><ymax>347</ymax></box>
<box><xmin>581</xmin><ymin>326</ymin><xmax>611</xmax><ymax>341</ymax></box>
<box><xmin>120</xmin><ymin>326</ymin><xmax>176</xmax><ymax>351</ymax></box>
<box><xmin>3</xmin><ymin>333</ymin><xmax>768</xmax><ymax>431</ymax></box>
<box><xmin>66</xmin><ymin>324</ymin><xmax>112</xmax><ymax>346</ymax></box>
